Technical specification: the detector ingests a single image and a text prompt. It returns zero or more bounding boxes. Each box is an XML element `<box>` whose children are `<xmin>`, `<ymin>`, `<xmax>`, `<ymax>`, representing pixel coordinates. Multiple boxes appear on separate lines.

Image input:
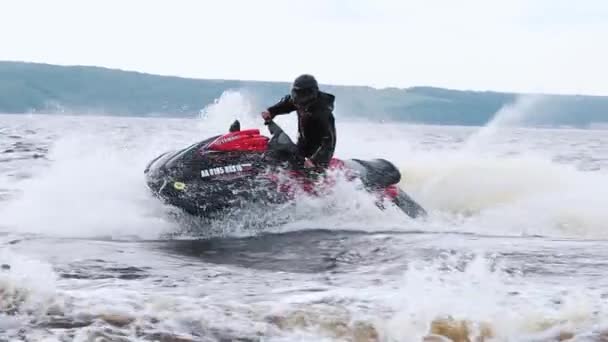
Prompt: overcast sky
<box><xmin>2</xmin><ymin>0</ymin><xmax>608</xmax><ymax>95</ymax></box>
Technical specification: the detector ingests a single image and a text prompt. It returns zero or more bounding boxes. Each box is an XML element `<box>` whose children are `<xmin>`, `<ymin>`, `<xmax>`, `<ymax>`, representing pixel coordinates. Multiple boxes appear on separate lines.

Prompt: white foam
<box><xmin>380</xmin><ymin>253</ymin><xmax>607</xmax><ymax>341</ymax></box>
<box><xmin>0</xmin><ymin>131</ymin><xmax>177</xmax><ymax>239</ymax></box>
<box><xmin>396</xmin><ymin>147</ymin><xmax>608</xmax><ymax>236</ymax></box>
<box><xmin>0</xmin><ymin>249</ymin><xmax>60</xmax><ymax>323</ymax></box>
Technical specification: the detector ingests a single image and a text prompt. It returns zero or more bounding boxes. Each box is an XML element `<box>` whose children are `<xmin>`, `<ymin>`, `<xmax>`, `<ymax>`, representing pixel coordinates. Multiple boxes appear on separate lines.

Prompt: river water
<box><xmin>2</xmin><ymin>96</ymin><xmax>608</xmax><ymax>341</ymax></box>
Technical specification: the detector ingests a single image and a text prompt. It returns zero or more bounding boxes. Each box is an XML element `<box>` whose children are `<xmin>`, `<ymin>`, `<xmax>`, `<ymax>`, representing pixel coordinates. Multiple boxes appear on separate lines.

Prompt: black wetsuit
<box><xmin>266</xmin><ymin>91</ymin><xmax>337</xmax><ymax>168</ymax></box>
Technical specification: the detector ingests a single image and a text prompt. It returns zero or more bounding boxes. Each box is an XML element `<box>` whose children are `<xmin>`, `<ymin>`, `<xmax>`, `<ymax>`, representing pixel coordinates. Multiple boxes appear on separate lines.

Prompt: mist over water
<box><xmin>464</xmin><ymin>94</ymin><xmax>545</xmax><ymax>150</ymax></box>
<box><xmin>2</xmin><ymin>91</ymin><xmax>608</xmax><ymax>341</ymax></box>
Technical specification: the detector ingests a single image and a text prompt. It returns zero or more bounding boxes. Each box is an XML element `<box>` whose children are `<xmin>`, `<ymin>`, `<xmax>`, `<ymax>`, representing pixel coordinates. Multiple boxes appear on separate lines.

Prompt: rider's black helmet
<box><xmin>291</xmin><ymin>74</ymin><xmax>319</xmax><ymax>106</ymax></box>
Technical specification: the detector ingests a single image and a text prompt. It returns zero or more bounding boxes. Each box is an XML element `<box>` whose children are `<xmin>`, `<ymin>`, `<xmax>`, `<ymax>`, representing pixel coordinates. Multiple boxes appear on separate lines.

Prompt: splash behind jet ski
<box><xmin>144</xmin><ymin>120</ymin><xmax>426</xmax><ymax>219</ymax></box>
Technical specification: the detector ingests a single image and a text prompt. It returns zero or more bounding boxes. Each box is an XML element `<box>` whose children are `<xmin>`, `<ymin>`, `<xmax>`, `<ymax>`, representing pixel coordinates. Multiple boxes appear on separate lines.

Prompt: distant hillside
<box><xmin>1</xmin><ymin>61</ymin><xmax>607</xmax><ymax>127</ymax></box>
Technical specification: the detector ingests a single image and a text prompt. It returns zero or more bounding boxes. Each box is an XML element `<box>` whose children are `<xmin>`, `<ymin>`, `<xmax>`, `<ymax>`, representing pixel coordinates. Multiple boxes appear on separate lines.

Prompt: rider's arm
<box><xmin>267</xmin><ymin>95</ymin><xmax>296</xmax><ymax>118</ymax></box>
<box><xmin>309</xmin><ymin>110</ymin><xmax>336</xmax><ymax>167</ymax></box>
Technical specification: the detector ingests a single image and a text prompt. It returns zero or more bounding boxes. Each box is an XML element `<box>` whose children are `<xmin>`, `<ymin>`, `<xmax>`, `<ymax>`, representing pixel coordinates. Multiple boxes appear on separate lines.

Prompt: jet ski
<box><xmin>144</xmin><ymin>119</ymin><xmax>426</xmax><ymax>219</ymax></box>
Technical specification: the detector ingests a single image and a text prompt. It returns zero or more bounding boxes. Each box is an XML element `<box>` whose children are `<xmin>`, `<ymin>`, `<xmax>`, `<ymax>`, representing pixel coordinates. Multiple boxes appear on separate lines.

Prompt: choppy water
<box><xmin>2</xmin><ymin>93</ymin><xmax>608</xmax><ymax>341</ymax></box>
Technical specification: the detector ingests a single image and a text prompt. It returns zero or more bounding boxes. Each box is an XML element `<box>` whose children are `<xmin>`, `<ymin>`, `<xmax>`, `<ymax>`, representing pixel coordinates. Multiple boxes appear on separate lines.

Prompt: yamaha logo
<box><xmin>214</xmin><ymin>135</ymin><xmax>239</xmax><ymax>145</ymax></box>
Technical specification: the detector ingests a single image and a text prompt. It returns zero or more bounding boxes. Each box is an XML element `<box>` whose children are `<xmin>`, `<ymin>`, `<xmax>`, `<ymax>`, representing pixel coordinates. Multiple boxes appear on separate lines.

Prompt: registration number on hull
<box><xmin>201</xmin><ymin>163</ymin><xmax>252</xmax><ymax>178</ymax></box>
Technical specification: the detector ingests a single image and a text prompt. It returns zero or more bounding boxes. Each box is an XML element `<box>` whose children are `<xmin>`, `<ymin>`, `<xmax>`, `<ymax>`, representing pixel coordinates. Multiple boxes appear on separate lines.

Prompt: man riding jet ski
<box><xmin>262</xmin><ymin>74</ymin><xmax>336</xmax><ymax>171</ymax></box>
<box><xmin>144</xmin><ymin>117</ymin><xmax>427</xmax><ymax>220</ymax></box>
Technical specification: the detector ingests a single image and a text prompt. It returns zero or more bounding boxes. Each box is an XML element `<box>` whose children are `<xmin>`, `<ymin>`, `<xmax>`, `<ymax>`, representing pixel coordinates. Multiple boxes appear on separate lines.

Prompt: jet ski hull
<box><xmin>144</xmin><ymin>121</ymin><xmax>426</xmax><ymax>219</ymax></box>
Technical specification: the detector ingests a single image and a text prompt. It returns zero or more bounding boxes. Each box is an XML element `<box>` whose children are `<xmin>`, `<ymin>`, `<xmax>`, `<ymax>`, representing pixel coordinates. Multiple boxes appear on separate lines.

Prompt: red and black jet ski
<box><xmin>144</xmin><ymin>120</ymin><xmax>426</xmax><ymax>219</ymax></box>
